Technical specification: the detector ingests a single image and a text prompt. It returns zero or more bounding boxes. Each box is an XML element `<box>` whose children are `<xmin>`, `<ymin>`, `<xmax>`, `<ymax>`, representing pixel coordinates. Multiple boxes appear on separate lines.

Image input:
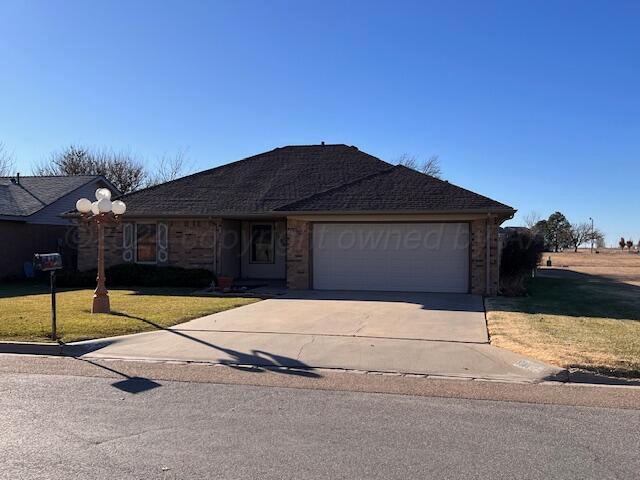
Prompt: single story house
<box><xmin>76</xmin><ymin>144</ymin><xmax>515</xmax><ymax>294</ymax></box>
<box><xmin>1</xmin><ymin>174</ymin><xmax>119</xmax><ymax>279</ymax></box>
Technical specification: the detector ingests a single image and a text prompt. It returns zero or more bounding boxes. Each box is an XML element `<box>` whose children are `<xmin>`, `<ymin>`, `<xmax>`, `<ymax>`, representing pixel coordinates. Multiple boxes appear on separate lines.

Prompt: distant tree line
<box><xmin>2</xmin><ymin>142</ymin><xmax>190</xmax><ymax>194</ymax></box>
<box><xmin>618</xmin><ymin>237</ymin><xmax>639</xmax><ymax>252</ymax></box>
<box><xmin>524</xmin><ymin>211</ymin><xmax>604</xmax><ymax>252</ymax></box>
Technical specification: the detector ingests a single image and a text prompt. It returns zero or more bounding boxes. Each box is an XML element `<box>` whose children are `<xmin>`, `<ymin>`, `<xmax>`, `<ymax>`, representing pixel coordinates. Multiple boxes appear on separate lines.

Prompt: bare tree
<box><xmin>0</xmin><ymin>142</ymin><xmax>15</xmax><ymax>177</ymax></box>
<box><xmin>587</xmin><ymin>228</ymin><xmax>605</xmax><ymax>249</ymax></box>
<box><xmin>397</xmin><ymin>153</ymin><xmax>419</xmax><ymax>170</ymax></box>
<box><xmin>619</xmin><ymin>237</ymin><xmax>626</xmax><ymax>250</ymax></box>
<box><xmin>568</xmin><ymin>222</ymin><xmax>591</xmax><ymax>252</ymax></box>
<box><xmin>33</xmin><ymin>145</ymin><xmax>91</xmax><ymax>176</ymax></box>
<box><xmin>145</xmin><ymin>149</ymin><xmax>190</xmax><ymax>187</ymax></box>
<box><xmin>398</xmin><ymin>154</ymin><xmax>443</xmax><ymax>179</ymax></box>
<box><xmin>32</xmin><ymin>145</ymin><xmax>147</xmax><ymax>193</ymax></box>
<box><xmin>523</xmin><ymin>211</ymin><xmax>542</xmax><ymax>229</ymax></box>
<box><xmin>626</xmin><ymin>239</ymin><xmax>634</xmax><ymax>251</ymax></box>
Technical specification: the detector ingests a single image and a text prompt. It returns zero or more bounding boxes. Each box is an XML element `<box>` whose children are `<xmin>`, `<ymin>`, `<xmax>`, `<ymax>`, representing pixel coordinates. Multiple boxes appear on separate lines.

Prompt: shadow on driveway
<box><xmin>71</xmin><ymin>311</ymin><xmax>322</xmax><ymax>379</ymax></box>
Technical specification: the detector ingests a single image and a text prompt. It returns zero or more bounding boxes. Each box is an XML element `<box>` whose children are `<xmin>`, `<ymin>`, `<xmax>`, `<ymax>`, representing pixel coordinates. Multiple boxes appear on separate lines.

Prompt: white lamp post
<box><xmin>76</xmin><ymin>188</ymin><xmax>126</xmax><ymax>314</ymax></box>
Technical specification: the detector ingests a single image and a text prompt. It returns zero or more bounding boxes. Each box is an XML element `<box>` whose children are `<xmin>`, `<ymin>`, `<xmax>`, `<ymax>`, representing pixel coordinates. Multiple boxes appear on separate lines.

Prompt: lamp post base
<box><xmin>92</xmin><ymin>294</ymin><xmax>110</xmax><ymax>314</ymax></box>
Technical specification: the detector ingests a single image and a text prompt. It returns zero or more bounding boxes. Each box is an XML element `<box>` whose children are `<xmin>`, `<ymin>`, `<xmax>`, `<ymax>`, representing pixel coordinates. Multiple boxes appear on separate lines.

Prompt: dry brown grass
<box><xmin>543</xmin><ymin>248</ymin><xmax>640</xmax><ymax>286</ymax></box>
<box><xmin>487</xmin><ymin>250</ymin><xmax>640</xmax><ymax>378</ymax></box>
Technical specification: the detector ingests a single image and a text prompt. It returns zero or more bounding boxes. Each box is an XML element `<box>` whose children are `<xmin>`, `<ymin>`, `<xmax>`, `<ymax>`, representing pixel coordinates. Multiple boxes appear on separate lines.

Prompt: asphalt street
<box><xmin>1</xmin><ymin>356</ymin><xmax>639</xmax><ymax>479</ymax></box>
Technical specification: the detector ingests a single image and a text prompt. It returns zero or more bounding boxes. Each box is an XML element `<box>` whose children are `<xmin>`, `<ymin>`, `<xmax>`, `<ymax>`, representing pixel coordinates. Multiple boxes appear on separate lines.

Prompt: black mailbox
<box><xmin>33</xmin><ymin>254</ymin><xmax>62</xmax><ymax>340</ymax></box>
<box><xmin>33</xmin><ymin>253</ymin><xmax>63</xmax><ymax>272</ymax></box>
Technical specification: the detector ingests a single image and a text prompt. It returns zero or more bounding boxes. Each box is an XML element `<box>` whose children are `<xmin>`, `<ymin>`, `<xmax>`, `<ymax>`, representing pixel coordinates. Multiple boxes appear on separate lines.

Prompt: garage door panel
<box><xmin>312</xmin><ymin>223</ymin><xmax>469</xmax><ymax>293</ymax></box>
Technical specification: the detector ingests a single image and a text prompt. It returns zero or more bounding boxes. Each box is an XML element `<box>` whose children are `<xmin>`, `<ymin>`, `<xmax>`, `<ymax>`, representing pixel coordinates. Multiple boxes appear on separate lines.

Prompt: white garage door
<box><xmin>312</xmin><ymin>223</ymin><xmax>469</xmax><ymax>293</ymax></box>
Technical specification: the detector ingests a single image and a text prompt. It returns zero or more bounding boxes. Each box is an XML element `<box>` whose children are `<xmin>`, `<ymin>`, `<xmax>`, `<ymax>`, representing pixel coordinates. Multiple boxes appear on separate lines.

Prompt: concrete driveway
<box><xmin>78</xmin><ymin>291</ymin><xmax>564</xmax><ymax>383</ymax></box>
<box><xmin>179</xmin><ymin>291</ymin><xmax>489</xmax><ymax>343</ymax></box>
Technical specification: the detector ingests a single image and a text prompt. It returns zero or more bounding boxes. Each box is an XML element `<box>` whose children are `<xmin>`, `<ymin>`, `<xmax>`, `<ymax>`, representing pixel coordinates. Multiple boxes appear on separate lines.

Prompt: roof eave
<box><xmin>0</xmin><ymin>214</ymin><xmax>28</xmax><ymax>222</ymax></box>
<box><xmin>275</xmin><ymin>207</ymin><xmax>517</xmax><ymax>217</ymax></box>
<box><xmin>71</xmin><ymin>207</ymin><xmax>516</xmax><ymax>220</ymax></box>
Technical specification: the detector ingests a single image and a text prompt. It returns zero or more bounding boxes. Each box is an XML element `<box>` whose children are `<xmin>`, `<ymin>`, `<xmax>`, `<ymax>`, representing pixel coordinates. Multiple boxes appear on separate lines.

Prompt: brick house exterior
<box><xmin>74</xmin><ymin>145</ymin><xmax>514</xmax><ymax>295</ymax></box>
<box><xmin>78</xmin><ymin>219</ymin><xmax>220</xmax><ymax>271</ymax></box>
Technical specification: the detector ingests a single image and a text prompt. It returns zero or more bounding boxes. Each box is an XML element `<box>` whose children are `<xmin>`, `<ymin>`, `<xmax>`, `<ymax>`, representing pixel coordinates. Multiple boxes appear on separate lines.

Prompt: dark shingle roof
<box><xmin>277</xmin><ymin>165</ymin><xmax>513</xmax><ymax>212</ymax></box>
<box><xmin>0</xmin><ymin>176</ymin><xmax>101</xmax><ymax>217</ymax></box>
<box><xmin>119</xmin><ymin>145</ymin><xmax>514</xmax><ymax>216</ymax></box>
<box><xmin>120</xmin><ymin>145</ymin><xmax>391</xmax><ymax>216</ymax></box>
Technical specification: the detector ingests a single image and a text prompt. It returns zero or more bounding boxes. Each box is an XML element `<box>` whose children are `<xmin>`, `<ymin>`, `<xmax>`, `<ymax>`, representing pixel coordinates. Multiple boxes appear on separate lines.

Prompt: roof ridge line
<box><xmin>275</xmin><ymin>165</ymin><xmax>399</xmax><ymax>211</ymax></box>
<box><xmin>394</xmin><ymin>164</ymin><xmax>513</xmax><ymax>209</ymax></box>
<box><xmin>14</xmin><ymin>182</ymin><xmax>47</xmax><ymax>209</ymax></box>
<box><xmin>2</xmin><ymin>175</ymin><xmax>115</xmax><ymax>218</ymax></box>
<box><xmin>116</xmin><ymin>147</ymin><xmax>286</xmax><ymax>200</ymax></box>
<box><xmin>118</xmin><ymin>144</ymin><xmax>380</xmax><ymax>201</ymax></box>
<box><xmin>0</xmin><ymin>174</ymin><xmax>102</xmax><ymax>180</ymax></box>
<box><xmin>27</xmin><ymin>175</ymin><xmax>118</xmax><ymax>217</ymax></box>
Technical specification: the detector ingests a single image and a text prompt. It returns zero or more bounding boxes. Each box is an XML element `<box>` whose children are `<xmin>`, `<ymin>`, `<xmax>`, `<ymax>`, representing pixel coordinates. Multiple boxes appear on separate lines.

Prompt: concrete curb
<box><xmin>2</xmin><ymin>342</ymin><xmax>638</xmax><ymax>388</ymax></box>
<box><xmin>0</xmin><ymin>342</ymin><xmax>64</xmax><ymax>355</ymax></box>
<box><xmin>0</xmin><ymin>339</ymin><xmax>567</xmax><ymax>384</ymax></box>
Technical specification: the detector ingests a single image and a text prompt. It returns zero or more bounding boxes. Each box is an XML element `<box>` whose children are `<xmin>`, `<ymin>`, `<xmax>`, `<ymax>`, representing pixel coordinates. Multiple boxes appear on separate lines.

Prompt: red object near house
<box><xmin>216</xmin><ymin>276</ymin><xmax>234</xmax><ymax>289</ymax></box>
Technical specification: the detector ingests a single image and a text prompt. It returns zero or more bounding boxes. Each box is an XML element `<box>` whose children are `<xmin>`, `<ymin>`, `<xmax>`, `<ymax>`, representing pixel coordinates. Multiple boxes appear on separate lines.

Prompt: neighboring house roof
<box><xmin>0</xmin><ymin>175</ymin><xmax>113</xmax><ymax>219</ymax></box>
<box><xmin>116</xmin><ymin>144</ymin><xmax>515</xmax><ymax>216</ymax></box>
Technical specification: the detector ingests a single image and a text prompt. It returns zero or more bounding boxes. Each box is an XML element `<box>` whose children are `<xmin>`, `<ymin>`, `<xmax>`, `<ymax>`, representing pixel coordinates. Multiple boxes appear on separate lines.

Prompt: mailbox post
<box><xmin>50</xmin><ymin>269</ymin><xmax>57</xmax><ymax>340</ymax></box>
<box><xmin>33</xmin><ymin>253</ymin><xmax>63</xmax><ymax>340</ymax></box>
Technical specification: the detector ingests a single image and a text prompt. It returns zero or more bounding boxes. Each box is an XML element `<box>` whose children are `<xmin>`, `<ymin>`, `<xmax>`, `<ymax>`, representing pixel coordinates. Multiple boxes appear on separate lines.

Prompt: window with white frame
<box><xmin>250</xmin><ymin>223</ymin><xmax>274</xmax><ymax>264</ymax></box>
<box><xmin>136</xmin><ymin>223</ymin><xmax>157</xmax><ymax>263</ymax></box>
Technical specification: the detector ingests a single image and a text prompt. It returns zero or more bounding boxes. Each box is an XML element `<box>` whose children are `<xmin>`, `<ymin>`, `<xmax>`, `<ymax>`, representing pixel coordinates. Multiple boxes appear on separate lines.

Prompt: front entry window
<box><xmin>136</xmin><ymin>224</ymin><xmax>157</xmax><ymax>263</ymax></box>
<box><xmin>250</xmin><ymin>223</ymin><xmax>274</xmax><ymax>264</ymax></box>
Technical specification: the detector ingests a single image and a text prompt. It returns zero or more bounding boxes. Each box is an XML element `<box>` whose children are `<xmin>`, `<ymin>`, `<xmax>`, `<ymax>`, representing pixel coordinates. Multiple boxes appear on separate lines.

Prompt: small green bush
<box><xmin>56</xmin><ymin>264</ymin><xmax>215</xmax><ymax>288</ymax></box>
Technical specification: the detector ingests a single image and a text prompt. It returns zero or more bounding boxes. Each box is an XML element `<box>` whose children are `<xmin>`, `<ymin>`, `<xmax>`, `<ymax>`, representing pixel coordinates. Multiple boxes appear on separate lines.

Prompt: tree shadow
<box><xmin>78</xmin><ymin>357</ymin><xmax>162</xmax><ymax>394</ymax></box>
<box><xmin>493</xmin><ymin>269</ymin><xmax>640</xmax><ymax>321</ymax></box>
<box><xmin>0</xmin><ymin>281</ymin><xmax>83</xmax><ymax>299</ymax></box>
<box><xmin>125</xmin><ymin>286</ymin><xmax>486</xmax><ymax>313</ymax></box>
<box><xmin>568</xmin><ymin>367</ymin><xmax>640</xmax><ymax>385</ymax></box>
<box><xmin>103</xmin><ymin>311</ymin><xmax>322</xmax><ymax>378</ymax></box>
<box><xmin>278</xmin><ymin>289</ymin><xmax>485</xmax><ymax>313</ymax></box>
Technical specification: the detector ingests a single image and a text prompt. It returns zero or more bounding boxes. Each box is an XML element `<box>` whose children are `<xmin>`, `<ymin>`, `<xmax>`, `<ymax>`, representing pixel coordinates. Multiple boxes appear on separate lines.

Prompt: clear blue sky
<box><xmin>1</xmin><ymin>0</ymin><xmax>638</xmax><ymax>245</ymax></box>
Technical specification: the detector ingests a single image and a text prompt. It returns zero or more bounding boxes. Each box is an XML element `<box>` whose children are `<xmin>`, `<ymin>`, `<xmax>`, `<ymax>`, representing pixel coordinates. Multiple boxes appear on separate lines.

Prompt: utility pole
<box><xmin>589</xmin><ymin>217</ymin><xmax>594</xmax><ymax>253</ymax></box>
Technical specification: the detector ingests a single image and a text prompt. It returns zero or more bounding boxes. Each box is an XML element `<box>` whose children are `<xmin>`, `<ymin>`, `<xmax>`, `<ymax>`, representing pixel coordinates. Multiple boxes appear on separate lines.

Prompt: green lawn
<box><xmin>0</xmin><ymin>283</ymin><xmax>257</xmax><ymax>343</ymax></box>
<box><xmin>486</xmin><ymin>275</ymin><xmax>640</xmax><ymax>378</ymax></box>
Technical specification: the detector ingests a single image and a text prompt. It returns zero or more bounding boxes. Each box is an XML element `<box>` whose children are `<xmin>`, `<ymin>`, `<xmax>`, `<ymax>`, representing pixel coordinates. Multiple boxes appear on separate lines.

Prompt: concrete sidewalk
<box><xmin>75</xmin><ymin>327</ymin><xmax>564</xmax><ymax>383</ymax></box>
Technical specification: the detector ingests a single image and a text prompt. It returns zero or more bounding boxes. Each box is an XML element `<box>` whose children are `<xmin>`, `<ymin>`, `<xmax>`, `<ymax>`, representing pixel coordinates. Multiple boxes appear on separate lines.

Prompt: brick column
<box><xmin>488</xmin><ymin>216</ymin><xmax>500</xmax><ymax>295</ymax></box>
<box><xmin>167</xmin><ymin>219</ymin><xmax>219</xmax><ymax>271</ymax></box>
<box><xmin>286</xmin><ymin>218</ymin><xmax>311</xmax><ymax>289</ymax></box>
<box><xmin>470</xmin><ymin>217</ymin><xmax>500</xmax><ymax>295</ymax></box>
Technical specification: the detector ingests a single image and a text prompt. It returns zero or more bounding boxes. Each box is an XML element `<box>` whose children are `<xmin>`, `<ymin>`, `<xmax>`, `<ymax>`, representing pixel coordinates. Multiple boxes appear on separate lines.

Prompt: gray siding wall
<box><xmin>28</xmin><ymin>178</ymin><xmax>112</xmax><ymax>225</ymax></box>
